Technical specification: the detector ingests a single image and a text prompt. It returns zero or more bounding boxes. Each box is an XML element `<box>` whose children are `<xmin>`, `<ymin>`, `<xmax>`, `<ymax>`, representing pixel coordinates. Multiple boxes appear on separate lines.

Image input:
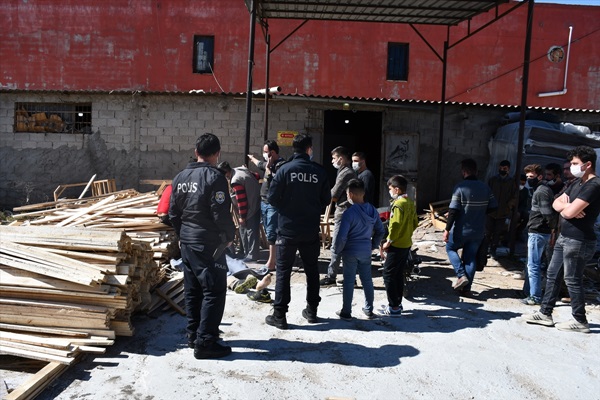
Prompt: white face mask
<box><xmin>352</xmin><ymin>161</ymin><xmax>360</xmax><ymax>171</ymax></box>
<box><xmin>332</xmin><ymin>159</ymin><xmax>341</xmax><ymax>169</ymax></box>
<box><xmin>570</xmin><ymin>164</ymin><xmax>585</xmax><ymax>179</ymax></box>
<box><xmin>389</xmin><ymin>190</ymin><xmax>399</xmax><ymax>200</ymax></box>
<box><xmin>263</xmin><ymin>152</ymin><xmax>269</xmax><ymax>162</ymax></box>
<box><xmin>519</xmin><ymin>184</ymin><xmax>525</xmax><ymax>190</ymax></box>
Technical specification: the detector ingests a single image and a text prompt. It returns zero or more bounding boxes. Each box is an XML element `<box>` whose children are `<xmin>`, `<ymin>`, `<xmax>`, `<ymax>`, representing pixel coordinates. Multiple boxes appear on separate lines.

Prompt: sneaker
<box><xmin>194</xmin><ymin>341</ymin><xmax>232</xmax><ymax>359</ymax></box>
<box><xmin>452</xmin><ymin>276</ymin><xmax>469</xmax><ymax>290</ymax></box>
<box><xmin>319</xmin><ymin>276</ymin><xmax>336</xmax><ymax>286</ymax></box>
<box><xmin>519</xmin><ymin>297</ymin><xmax>541</xmax><ymax>306</ymax></box>
<box><xmin>377</xmin><ymin>305</ymin><xmax>402</xmax><ymax>317</ymax></box>
<box><xmin>265</xmin><ymin>313</ymin><xmax>288</xmax><ymax>329</ymax></box>
<box><xmin>234</xmin><ymin>275</ymin><xmax>258</xmax><ymax>294</ymax></box>
<box><xmin>247</xmin><ymin>290</ymin><xmax>272</xmax><ymax>303</ymax></box>
<box><xmin>555</xmin><ymin>320</ymin><xmax>591</xmax><ymax>333</ymax></box>
<box><xmin>336</xmin><ymin>310</ymin><xmax>353</xmax><ymax>321</ymax></box>
<box><xmin>523</xmin><ymin>311</ymin><xmax>554</xmax><ymax>327</ymax></box>
<box><xmin>362</xmin><ymin>308</ymin><xmax>375</xmax><ymax>319</ymax></box>
<box><xmin>302</xmin><ymin>308</ymin><xmax>318</xmax><ymax>323</ymax></box>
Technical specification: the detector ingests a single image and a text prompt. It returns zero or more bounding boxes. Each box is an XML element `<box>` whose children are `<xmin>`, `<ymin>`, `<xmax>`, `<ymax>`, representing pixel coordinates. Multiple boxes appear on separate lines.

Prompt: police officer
<box><xmin>169</xmin><ymin>133</ymin><xmax>236</xmax><ymax>359</ymax></box>
<box><xmin>265</xmin><ymin>133</ymin><xmax>331</xmax><ymax>329</ymax></box>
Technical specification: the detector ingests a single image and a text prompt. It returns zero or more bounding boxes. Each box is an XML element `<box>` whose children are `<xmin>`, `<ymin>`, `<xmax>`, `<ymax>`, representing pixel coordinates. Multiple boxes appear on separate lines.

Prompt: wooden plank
<box><xmin>0</xmin><ymin>323</ymin><xmax>89</xmax><ymax>338</ymax></box>
<box><xmin>4</xmin><ymin>361</ymin><xmax>69</xmax><ymax>400</ymax></box>
<box><xmin>0</xmin><ymin>343</ymin><xmax>74</xmax><ymax>365</ymax></box>
<box><xmin>155</xmin><ymin>288</ymin><xmax>186</xmax><ymax>315</ymax></box>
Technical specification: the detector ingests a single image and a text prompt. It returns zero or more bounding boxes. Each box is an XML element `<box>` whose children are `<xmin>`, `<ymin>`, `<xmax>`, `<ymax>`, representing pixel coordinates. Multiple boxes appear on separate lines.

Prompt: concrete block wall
<box><xmin>1</xmin><ymin>91</ymin><xmax>598</xmax><ymax>210</ymax></box>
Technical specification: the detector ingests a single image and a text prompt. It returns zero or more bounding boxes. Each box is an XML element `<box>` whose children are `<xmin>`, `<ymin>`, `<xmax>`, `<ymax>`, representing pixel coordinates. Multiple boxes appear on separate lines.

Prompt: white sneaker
<box><xmin>555</xmin><ymin>320</ymin><xmax>590</xmax><ymax>333</ymax></box>
<box><xmin>523</xmin><ymin>311</ymin><xmax>554</xmax><ymax>327</ymax></box>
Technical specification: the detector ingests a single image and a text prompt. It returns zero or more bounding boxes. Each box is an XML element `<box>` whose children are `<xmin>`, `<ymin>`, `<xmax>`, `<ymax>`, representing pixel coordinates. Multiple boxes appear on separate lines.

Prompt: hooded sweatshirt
<box><xmin>333</xmin><ymin>202</ymin><xmax>385</xmax><ymax>256</ymax></box>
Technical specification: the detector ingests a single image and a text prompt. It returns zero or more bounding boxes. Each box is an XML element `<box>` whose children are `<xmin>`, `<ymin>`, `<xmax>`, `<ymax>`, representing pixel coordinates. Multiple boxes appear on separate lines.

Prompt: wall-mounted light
<box><xmin>343</xmin><ymin>102</ymin><xmax>350</xmax><ymax>110</ymax></box>
<box><xmin>344</xmin><ymin>119</ymin><xmax>350</xmax><ymax>124</ymax></box>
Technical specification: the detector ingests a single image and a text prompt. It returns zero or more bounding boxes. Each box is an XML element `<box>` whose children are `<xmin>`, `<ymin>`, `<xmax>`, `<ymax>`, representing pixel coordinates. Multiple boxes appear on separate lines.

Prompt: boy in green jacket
<box><xmin>378</xmin><ymin>175</ymin><xmax>418</xmax><ymax>316</ymax></box>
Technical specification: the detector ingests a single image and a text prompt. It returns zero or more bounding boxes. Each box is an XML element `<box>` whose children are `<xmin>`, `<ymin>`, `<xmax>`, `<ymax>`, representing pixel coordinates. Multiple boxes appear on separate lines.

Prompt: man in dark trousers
<box><xmin>525</xmin><ymin>146</ymin><xmax>600</xmax><ymax>333</ymax></box>
<box><xmin>169</xmin><ymin>133</ymin><xmax>236</xmax><ymax>359</ymax></box>
<box><xmin>265</xmin><ymin>133</ymin><xmax>331</xmax><ymax>329</ymax></box>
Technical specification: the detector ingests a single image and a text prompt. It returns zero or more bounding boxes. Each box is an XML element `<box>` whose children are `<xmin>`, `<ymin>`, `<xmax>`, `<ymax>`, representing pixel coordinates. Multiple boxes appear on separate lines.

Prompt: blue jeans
<box><xmin>261</xmin><ymin>202</ymin><xmax>278</xmax><ymax>244</ymax></box>
<box><xmin>523</xmin><ymin>232</ymin><xmax>550</xmax><ymax>302</ymax></box>
<box><xmin>341</xmin><ymin>253</ymin><xmax>374</xmax><ymax>315</ymax></box>
<box><xmin>540</xmin><ymin>235</ymin><xmax>595</xmax><ymax>323</ymax></box>
<box><xmin>382</xmin><ymin>246</ymin><xmax>410</xmax><ymax>308</ymax></box>
<box><xmin>446</xmin><ymin>236</ymin><xmax>482</xmax><ymax>290</ymax></box>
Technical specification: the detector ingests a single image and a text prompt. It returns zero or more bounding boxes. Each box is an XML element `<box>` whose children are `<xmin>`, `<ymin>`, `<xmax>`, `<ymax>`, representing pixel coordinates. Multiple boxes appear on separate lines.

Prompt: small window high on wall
<box><xmin>14</xmin><ymin>103</ymin><xmax>92</xmax><ymax>134</ymax></box>
<box><xmin>193</xmin><ymin>35</ymin><xmax>214</xmax><ymax>74</ymax></box>
<box><xmin>387</xmin><ymin>43</ymin><xmax>409</xmax><ymax>81</ymax></box>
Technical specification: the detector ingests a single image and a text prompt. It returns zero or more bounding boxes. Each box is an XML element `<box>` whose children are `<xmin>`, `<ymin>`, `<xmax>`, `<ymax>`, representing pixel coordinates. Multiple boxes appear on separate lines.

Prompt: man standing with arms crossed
<box><xmin>352</xmin><ymin>151</ymin><xmax>376</xmax><ymax>205</ymax></box>
<box><xmin>169</xmin><ymin>133</ymin><xmax>236</xmax><ymax>359</ymax></box>
<box><xmin>525</xmin><ymin>146</ymin><xmax>600</xmax><ymax>333</ymax></box>
<box><xmin>265</xmin><ymin>134</ymin><xmax>331</xmax><ymax>329</ymax></box>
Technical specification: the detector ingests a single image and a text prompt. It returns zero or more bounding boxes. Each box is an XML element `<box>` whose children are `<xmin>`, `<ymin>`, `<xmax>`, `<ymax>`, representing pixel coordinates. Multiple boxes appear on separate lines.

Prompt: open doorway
<box><xmin>323</xmin><ymin>110</ymin><xmax>383</xmax><ymax>207</ymax></box>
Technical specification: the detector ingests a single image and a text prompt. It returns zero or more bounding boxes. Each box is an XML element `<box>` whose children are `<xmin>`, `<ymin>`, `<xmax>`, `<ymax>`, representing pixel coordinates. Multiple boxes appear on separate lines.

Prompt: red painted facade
<box><xmin>1</xmin><ymin>0</ymin><xmax>598</xmax><ymax>110</ymax></box>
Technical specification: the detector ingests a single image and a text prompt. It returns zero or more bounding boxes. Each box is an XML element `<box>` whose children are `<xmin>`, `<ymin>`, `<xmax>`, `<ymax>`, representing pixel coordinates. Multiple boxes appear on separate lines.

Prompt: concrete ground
<box><xmin>2</xmin><ymin>240</ymin><xmax>600</xmax><ymax>400</ymax></box>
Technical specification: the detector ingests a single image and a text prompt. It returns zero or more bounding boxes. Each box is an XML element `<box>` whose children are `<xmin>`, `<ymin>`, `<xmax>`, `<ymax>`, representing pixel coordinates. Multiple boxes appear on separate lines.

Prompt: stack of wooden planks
<box><xmin>0</xmin><ymin>189</ymin><xmax>184</xmax><ymax>398</ymax></box>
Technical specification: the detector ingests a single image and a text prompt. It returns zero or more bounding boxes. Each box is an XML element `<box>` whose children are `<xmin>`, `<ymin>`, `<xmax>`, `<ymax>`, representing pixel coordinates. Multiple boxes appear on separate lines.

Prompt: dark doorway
<box><xmin>323</xmin><ymin>110</ymin><xmax>383</xmax><ymax>207</ymax></box>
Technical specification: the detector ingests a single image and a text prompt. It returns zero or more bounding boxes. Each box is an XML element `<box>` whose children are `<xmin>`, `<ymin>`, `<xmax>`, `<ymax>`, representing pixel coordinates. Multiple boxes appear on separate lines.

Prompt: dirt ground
<box><xmin>2</xmin><ymin>225</ymin><xmax>600</xmax><ymax>400</ymax></box>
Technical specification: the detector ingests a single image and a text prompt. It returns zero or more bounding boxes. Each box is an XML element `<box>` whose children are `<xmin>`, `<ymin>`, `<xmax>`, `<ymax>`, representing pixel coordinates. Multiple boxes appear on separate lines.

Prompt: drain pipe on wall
<box><xmin>538</xmin><ymin>25</ymin><xmax>573</xmax><ymax>97</ymax></box>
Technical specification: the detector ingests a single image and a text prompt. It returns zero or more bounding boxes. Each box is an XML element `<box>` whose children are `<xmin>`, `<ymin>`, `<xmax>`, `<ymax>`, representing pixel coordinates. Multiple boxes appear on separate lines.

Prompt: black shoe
<box><xmin>319</xmin><ymin>276</ymin><xmax>336</xmax><ymax>286</ymax></box>
<box><xmin>247</xmin><ymin>290</ymin><xmax>273</xmax><ymax>303</ymax></box>
<box><xmin>265</xmin><ymin>313</ymin><xmax>288</xmax><ymax>329</ymax></box>
<box><xmin>302</xmin><ymin>308</ymin><xmax>318</xmax><ymax>323</ymax></box>
<box><xmin>194</xmin><ymin>341</ymin><xmax>232</xmax><ymax>359</ymax></box>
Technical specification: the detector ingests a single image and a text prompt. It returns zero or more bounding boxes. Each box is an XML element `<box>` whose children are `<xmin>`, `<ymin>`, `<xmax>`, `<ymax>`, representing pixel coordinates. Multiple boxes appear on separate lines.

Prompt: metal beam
<box><xmin>245</xmin><ymin>0</ymin><xmax>257</xmax><ymax>164</ymax></box>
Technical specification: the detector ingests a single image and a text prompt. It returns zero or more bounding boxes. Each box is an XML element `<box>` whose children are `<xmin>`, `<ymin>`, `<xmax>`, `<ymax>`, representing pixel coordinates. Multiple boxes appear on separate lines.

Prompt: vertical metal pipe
<box><xmin>264</xmin><ymin>33</ymin><xmax>270</xmax><ymax>141</ymax></box>
<box><xmin>511</xmin><ymin>0</ymin><xmax>534</xmax><ymax>254</ymax></box>
<box><xmin>245</xmin><ymin>0</ymin><xmax>257</xmax><ymax>164</ymax></box>
<box><xmin>435</xmin><ymin>39</ymin><xmax>449</xmax><ymax>201</ymax></box>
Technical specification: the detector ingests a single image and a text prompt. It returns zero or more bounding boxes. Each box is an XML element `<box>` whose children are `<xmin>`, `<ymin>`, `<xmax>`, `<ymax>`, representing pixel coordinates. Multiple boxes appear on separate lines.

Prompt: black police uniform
<box><xmin>267</xmin><ymin>152</ymin><xmax>331</xmax><ymax>316</ymax></box>
<box><xmin>169</xmin><ymin>161</ymin><xmax>235</xmax><ymax>346</ymax></box>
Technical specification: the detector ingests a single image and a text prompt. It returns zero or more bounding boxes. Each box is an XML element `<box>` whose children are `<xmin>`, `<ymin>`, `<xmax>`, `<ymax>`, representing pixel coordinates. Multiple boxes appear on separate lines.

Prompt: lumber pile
<box><xmin>0</xmin><ymin>225</ymin><xmax>162</xmax><ymax>337</ymax></box>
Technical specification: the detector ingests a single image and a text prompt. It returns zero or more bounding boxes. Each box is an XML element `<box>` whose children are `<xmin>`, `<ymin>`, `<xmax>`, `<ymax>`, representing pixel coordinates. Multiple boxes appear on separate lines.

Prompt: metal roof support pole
<box><xmin>511</xmin><ymin>0</ymin><xmax>535</xmax><ymax>254</ymax></box>
<box><xmin>264</xmin><ymin>32</ymin><xmax>271</xmax><ymax>141</ymax></box>
<box><xmin>435</xmin><ymin>39</ymin><xmax>449</xmax><ymax>201</ymax></box>
<box><xmin>245</xmin><ymin>0</ymin><xmax>257</xmax><ymax>164</ymax></box>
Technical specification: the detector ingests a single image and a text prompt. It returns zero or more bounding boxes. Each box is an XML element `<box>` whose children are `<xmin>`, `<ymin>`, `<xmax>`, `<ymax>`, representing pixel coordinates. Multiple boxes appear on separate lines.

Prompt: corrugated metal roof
<box><xmin>2</xmin><ymin>87</ymin><xmax>598</xmax><ymax>113</ymax></box>
<box><xmin>246</xmin><ymin>0</ymin><xmax>510</xmax><ymax>26</ymax></box>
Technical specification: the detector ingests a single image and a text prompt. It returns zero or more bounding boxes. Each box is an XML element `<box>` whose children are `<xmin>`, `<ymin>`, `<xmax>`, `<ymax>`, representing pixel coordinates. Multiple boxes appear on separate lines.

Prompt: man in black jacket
<box><xmin>169</xmin><ymin>133</ymin><xmax>236</xmax><ymax>359</ymax></box>
<box><xmin>265</xmin><ymin>133</ymin><xmax>331</xmax><ymax>329</ymax></box>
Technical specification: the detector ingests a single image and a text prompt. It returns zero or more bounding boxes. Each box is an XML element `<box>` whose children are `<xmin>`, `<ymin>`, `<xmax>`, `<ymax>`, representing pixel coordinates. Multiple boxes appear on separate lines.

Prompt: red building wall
<box><xmin>1</xmin><ymin>0</ymin><xmax>598</xmax><ymax>110</ymax></box>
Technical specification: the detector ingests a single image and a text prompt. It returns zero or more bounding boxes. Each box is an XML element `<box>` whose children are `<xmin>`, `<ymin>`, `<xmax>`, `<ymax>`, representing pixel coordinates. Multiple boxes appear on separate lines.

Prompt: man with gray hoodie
<box><xmin>332</xmin><ymin>179</ymin><xmax>385</xmax><ymax>320</ymax></box>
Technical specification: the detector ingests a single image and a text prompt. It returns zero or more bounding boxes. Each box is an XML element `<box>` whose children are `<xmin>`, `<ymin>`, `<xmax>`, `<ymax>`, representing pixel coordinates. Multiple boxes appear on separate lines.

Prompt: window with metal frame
<box><xmin>14</xmin><ymin>102</ymin><xmax>92</xmax><ymax>134</ymax></box>
<box><xmin>387</xmin><ymin>42</ymin><xmax>409</xmax><ymax>81</ymax></box>
<box><xmin>193</xmin><ymin>35</ymin><xmax>215</xmax><ymax>74</ymax></box>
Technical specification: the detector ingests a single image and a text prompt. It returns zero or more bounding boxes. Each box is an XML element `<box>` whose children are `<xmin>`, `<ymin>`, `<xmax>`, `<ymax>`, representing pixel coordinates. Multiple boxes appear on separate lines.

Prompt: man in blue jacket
<box><xmin>265</xmin><ymin>133</ymin><xmax>331</xmax><ymax>329</ymax></box>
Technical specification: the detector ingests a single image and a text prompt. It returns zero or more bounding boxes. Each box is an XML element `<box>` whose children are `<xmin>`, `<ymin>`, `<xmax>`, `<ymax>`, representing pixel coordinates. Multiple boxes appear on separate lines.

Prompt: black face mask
<box><xmin>499</xmin><ymin>170</ymin><xmax>508</xmax><ymax>176</ymax></box>
<box><xmin>527</xmin><ymin>177</ymin><xmax>538</xmax><ymax>188</ymax></box>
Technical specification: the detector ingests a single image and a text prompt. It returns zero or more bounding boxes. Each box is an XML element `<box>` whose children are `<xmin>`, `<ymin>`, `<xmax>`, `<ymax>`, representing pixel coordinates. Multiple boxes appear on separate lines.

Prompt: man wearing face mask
<box><xmin>320</xmin><ymin>146</ymin><xmax>357</xmax><ymax>286</ymax></box>
<box><xmin>525</xmin><ymin>146</ymin><xmax>600</xmax><ymax>333</ymax></box>
<box><xmin>544</xmin><ymin>163</ymin><xmax>564</xmax><ymax>196</ymax></box>
<box><xmin>248</xmin><ymin>140</ymin><xmax>286</xmax><ymax>271</ymax></box>
<box><xmin>351</xmin><ymin>152</ymin><xmax>375</xmax><ymax>204</ymax></box>
<box><xmin>484</xmin><ymin>160</ymin><xmax>518</xmax><ymax>258</ymax></box>
<box><xmin>520</xmin><ymin>164</ymin><xmax>558</xmax><ymax>306</ymax></box>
